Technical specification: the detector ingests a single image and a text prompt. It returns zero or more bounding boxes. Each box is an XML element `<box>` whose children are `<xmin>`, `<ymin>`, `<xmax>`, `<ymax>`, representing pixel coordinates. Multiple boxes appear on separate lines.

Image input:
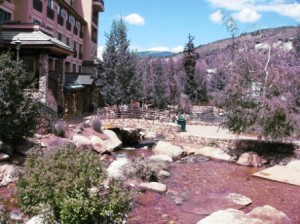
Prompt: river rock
<box><xmin>90</xmin><ymin>135</ymin><xmax>107</xmax><ymax>154</ymax></box>
<box><xmin>153</xmin><ymin>141</ymin><xmax>184</xmax><ymax>161</ymax></box>
<box><xmin>107</xmin><ymin>157</ymin><xmax>129</xmax><ymax>179</ymax></box>
<box><xmin>102</xmin><ymin>130</ymin><xmax>122</xmax><ymax>151</ymax></box>
<box><xmin>0</xmin><ymin>163</ymin><xmax>17</xmax><ymax>187</ymax></box>
<box><xmin>237</xmin><ymin>152</ymin><xmax>265</xmax><ymax>167</ymax></box>
<box><xmin>26</xmin><ymin>215</ymin><xmax>44</xmax><ymax>224</ymax></box>
<box><xmin>247</xmin><ymin>205</ymin><xmax>292</xmax><ymax>224</ymax></box>
<box><xmin>197</xmin><ymin>205</ymin><xmax>291</xmax><ymax>224</ymax></box>
<box><xmin>139</xmin><ymin>182</ymin><xmax>167</xmax><ymax>193</ymax></box>
<box><xmin>158</xmin><ymin>170</ymin><xmax>170</xmax><ymax>179</ymax></box>
<box><xmin>190</xmin><ymin>147</ymin><xmax>232</xmax><ymax>161</ymax></box>
<box><xmin>72</xmin><ymin>135</ymin><xmax>93</xmax><ymax>150</ymax></box>
<box><xmin>0</xmin><ymin>153</ymin><xmax>9</xmax><ymax>162</ymax></box>
<box><xmin>150</xmin><ymin>154</ymin><xmax>173</xmax><ymax>162</ymax></box>
<box><xmin>286</xmin><ymin>160</ymin><xmax>300</xmax><ymax>172</ymax></box>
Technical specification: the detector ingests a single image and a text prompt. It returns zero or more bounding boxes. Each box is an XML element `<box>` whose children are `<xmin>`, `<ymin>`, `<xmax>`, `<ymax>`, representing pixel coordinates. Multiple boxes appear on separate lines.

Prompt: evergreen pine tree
<box><xmin>183</xmin><ymin>34</ymin><xmax>197</xmax><ymax>101</ymax></box>
<box><xmin>99</xmin><ymin>18</ymin><xmax>139</xmax><ymax>106</ymax></box>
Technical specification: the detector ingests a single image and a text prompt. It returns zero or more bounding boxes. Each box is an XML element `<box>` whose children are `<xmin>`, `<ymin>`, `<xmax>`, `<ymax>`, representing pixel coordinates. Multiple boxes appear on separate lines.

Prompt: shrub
<box><xmin>52</xmin><ymin>119</ymin><xmax>66</xmax><ymax>137</ymax></box>
<box><xmin>0</xmin><ymin>51</ymin><xmax>40</xmax><ymax>143</ymax></box>
<box><xmin>17</xmin><ymin>146</ymin><xmax>131</xmax><ymax>224</ymax></box>
<box><xmin>92</xmin><ymin>116</ymin><xmax>102</xmax><ymax>132</ymax></box>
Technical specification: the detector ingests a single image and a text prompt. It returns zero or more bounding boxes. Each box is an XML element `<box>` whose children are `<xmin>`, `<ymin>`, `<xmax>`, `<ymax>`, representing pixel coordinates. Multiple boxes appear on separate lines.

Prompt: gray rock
<box><xmin>0</xmin><ymin>163</ymin><xmax>17</xmax><ymax>187</ymax></box>
<box><xmin>158</xmin><ymin>170</ymin><xmax>170</xmax><ymax>179</ymax></box>
<box><xmin>107</xmin><ymin>157</ymin><xmax>129</xmax><ymax>179</ymax></box>
<box><xmin>190</xmin><ymin>147</ymin><xmax>232</xmax><ymax>161</ymax></box>
<box><xmin>72</xmin><ymin>135</ymin><xmax>93</xmax><ymax>150</ymax></box>
<box><xmin>103</xmin><ymin>130</ymin><xmax>122</xmax><ymax>151</ymax></box>
<box><xmin>139</xmin><ymin>182</ymin><xmax>167</xmax><ymax>193</ymax></box>
<box><xmin>237</xmin><ymin>152</ymin><xmax>265</xmax><ymax>167</ymax></box>
<box><xmin>197</xmin><ymin>205</ymin><xmax>291</xmax><ymax>224</ymax></box>
<box><xmin>0</xmin><ymin>153</ymin><xmax>9</xmax><ymax>162</ymax></box>
<box><xmin>150</xmin><ymin>154</ymin><xmax>173</xmax><ymax>162</ymax></box>
<box><xmin>247</xmin><ymin>205</ymin><xmax>292</xmax><ymax>224</ymax></box>
<box><xmin>153</xmin><ymin>141</ymin><xmax>184</xmax><ymax>161</ymax></box>
<box><xmin>90</xmin><ymin>135</ymin><xmax>107</xmax><ymax>154</ymax></box>
<box><xmin>26</xmin><ymin>215</ymin><xmax>45</xmax><ymax>224</ymax></box>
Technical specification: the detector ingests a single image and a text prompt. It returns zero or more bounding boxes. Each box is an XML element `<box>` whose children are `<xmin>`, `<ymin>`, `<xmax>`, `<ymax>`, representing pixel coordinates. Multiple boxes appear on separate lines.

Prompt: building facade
<box><xmin>0</xmin><ymin>0</ymin><xmax>104</xmax><ymax>116</ymax></box>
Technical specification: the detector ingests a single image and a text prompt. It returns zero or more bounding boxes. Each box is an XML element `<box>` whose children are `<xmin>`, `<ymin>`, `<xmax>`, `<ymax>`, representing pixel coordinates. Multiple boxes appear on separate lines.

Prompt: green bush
<box><xmin>17</xmin><ymin>146</ymin><xmax>131</xmax><ymax>224</ymax></box>
<box><xmin>0</xmin><ymin>51</ymin><xmax>40</xmax><ymax>143</ymax></box>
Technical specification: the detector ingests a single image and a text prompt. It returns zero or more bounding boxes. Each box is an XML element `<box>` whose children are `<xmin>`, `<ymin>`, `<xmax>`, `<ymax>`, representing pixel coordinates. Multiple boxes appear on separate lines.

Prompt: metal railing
<box><xmin>98</xmin><ymin>108</ymin><xmax>172</xmax><ymax>127</ymax></box>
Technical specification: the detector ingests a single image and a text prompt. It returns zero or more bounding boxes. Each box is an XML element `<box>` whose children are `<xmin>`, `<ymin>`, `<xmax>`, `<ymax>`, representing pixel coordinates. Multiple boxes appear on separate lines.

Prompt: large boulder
<box><xmin>0</xmin><ymin>163</ymin><xmax>17</xmax><ymax>187</ymax></box>
<box><xmin>189</xmin><ymin>147</ymin><xmax>232</xmax><ymax>161</ymax></box>
<box><xmin>153</xmin><ymin>141</ymin><xmax>184</xmax><ymax>161</ymax></box>
<box><xmin>72</xmin><ymin>135</ymin><xmax>93</xmax><ymax>150</ymax></box>
<box><xmin>237</xmin><ymin>152</ymin><xmax>265</xmax><ymax>167</ymax></box>
<box><xmin>197</xmin><ymin>205</ymin><xmax>291</xmax><ymax>224</ymax></box>
<box><xmin>46</xmin><ymin>136</ymin><xmax>75</xmax><ymax>149</ymax></box>
<box><xmin>103</xmin><ymin>130</ymin><xmax>122</xmax><ymax>151</ymax></box>
<box><xmin>26</xmin><ymin>215</ymin><xmax>45</xmax><ymax>224</ymax></box>
<box><xmin>90</xmin><ymin>135</ymin><xmax>107</xmax><ymax>154</ymax></box>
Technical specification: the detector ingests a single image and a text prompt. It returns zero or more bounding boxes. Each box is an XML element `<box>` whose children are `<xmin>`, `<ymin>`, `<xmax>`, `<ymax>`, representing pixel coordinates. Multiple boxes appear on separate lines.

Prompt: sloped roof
<box><xmin>0</xmin><ymin>30</ymin><xmax>72</xmax><ymax>55</ymax></box>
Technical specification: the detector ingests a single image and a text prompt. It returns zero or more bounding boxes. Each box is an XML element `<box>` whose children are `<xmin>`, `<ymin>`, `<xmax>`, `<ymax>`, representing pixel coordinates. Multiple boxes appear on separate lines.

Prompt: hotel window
<box><xmin>57</xmin><ymin>32</ymin><xmax>62</xmax><ymax>41</ymax></box>
<box><xmin>57</xmin><ymin>5</ymin><xmax>63</xmax><ymax>16</ymax></box>
<box><xmin>47</xmin><ymin>0</ymin><xmax>54</xmax><ymax>9</ymax></box>
<box><xmin>66</xmin><ymin>37</ymin><xmax>70</xmax><ymax>46</ymax></box>
<box><xmin>0</xmin><ymin>8</ymin><xmax>12</xmax><ymax>22</ymax></box>
<box><xmin>72</xmin><ymin>64</ymin><xmax>76</xmax><ymax>73</ymax></box>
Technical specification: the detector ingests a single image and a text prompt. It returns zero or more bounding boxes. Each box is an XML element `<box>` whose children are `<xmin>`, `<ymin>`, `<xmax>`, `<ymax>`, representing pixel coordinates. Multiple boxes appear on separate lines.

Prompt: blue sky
<box><xmin>97</xmin><ymin>0</ymin><xmax>300</xmax><ymax>56</ymax></box>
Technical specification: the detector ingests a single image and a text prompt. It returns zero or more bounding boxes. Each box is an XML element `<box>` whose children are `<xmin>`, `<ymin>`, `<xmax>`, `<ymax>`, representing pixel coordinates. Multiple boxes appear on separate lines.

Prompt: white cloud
<box><xmin>171</xmin><ymin>45</ymin><xmax>184</xmax><ymax>53</ymax></box>
<box><xmin>97</xmin><ymin>46</ymin><xmax>104</xmax><ymax>60</ymax></box>
<box><xmin>206</xmin><ymin>0</ymin><xmax>300</xmax><ymax>22</ymax></box>
<box><xmin>210</xmin><ymin>10</ymin><xmax>223</xmax><ymax>23</ymax></box>
<box><xmin>147</xmin><ymin>46</ymin><xmax>184</xmax><ymax>53</ymax></box>
<box><xmin>124</xmin><ymin>13</ymin><xmax>145</xmax><ymax>26</ymax></box>
<box><xmin>233</xmin><ymin>8</ymin><xmax>261</xmax><ymax>23</ymax></box>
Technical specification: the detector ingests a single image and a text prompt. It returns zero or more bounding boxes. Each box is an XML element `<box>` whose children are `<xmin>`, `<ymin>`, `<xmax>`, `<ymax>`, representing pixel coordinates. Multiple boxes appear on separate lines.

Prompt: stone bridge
<box><xmin>97</xmin><ymin>108</ymin><xmax>181</xmax><ymax>141</ymax></box>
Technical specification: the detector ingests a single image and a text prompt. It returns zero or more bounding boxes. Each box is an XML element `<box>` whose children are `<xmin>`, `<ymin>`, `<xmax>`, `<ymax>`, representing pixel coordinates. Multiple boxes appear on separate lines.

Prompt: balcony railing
<box><xmin>66</xmin><ymin>22</ymin><xmax>71</xmax><ymax>31</ymax></box>
<box><xmin>57</xmin><ymin>15</ymin><xmax>64</xmax><ymax>26</ymax></box>
<box><xmin>1</xmin><ymin>22</ymin><xmax>53</xmax><ymax>35</ymax></box>
<box><xmin>33</xmin><ymin>0</ymin><xmax>43</xmax><ymax>12</ymax></box>
<box><xmin>47</xmin><ymin>7</ymin><xmax>55</xmax><ymax>20</ymax></box>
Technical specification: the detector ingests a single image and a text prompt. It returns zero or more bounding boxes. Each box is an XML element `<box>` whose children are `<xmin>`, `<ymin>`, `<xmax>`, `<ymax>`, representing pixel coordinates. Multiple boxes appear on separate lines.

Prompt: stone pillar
<box><xmin>56</xmin><ymin>57</ymin><xmax>65</xmax><ymax>117</ymax></box>
<box><xmin>38</xmin><ymin>54</ymin><xmax>49</xmax><ymax>104</ymax></box>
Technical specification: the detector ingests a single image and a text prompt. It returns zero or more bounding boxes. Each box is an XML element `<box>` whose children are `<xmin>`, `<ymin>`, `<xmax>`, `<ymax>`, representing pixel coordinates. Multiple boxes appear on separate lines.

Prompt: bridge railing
<box><xmin>97</xmin><ymin>108</ymin><xmax>172</xmax><ymax>126</ymax></box>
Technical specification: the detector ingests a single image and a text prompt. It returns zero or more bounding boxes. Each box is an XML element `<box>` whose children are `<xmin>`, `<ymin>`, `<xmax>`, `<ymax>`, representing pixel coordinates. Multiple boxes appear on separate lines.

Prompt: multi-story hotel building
<box><xmin>0</xmin><ymin>0</ymin><xmax>104</xmax><ymax>116</ymax></box>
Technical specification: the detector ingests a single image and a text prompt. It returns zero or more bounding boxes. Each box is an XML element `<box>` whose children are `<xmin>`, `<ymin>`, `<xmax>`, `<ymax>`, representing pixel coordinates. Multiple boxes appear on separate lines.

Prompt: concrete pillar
<box><xmin>56</xmin><ymin>57</ymin><xmax>65</xmax><ymax>116</ymax></box>
<box><xmin>38</xmin><ymin>54</ymin><xmax>49</xmax><ymax>104</ymax></box>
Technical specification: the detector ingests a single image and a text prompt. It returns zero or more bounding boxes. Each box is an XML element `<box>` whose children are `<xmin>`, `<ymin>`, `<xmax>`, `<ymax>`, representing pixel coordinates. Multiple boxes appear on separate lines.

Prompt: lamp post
<box><xmin>15</xmin><ymin>38</ymin><xmax>21</xmax><ymax>63</ymax></box>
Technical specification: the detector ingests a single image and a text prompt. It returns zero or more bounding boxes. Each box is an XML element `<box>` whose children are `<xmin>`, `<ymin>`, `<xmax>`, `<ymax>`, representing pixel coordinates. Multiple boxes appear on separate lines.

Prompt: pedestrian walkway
<box><xmin>179</xmin><ymin>124</ymin><xmax>257</xmax><ymax>140</ymax></box>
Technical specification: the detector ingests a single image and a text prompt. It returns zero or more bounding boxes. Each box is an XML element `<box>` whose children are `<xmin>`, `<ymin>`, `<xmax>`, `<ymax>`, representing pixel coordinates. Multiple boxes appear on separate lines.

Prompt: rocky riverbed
<box><xmin>1</xmin><ymin>118</ymin><xmax>300</xmax><ymax>223</ymax></box>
